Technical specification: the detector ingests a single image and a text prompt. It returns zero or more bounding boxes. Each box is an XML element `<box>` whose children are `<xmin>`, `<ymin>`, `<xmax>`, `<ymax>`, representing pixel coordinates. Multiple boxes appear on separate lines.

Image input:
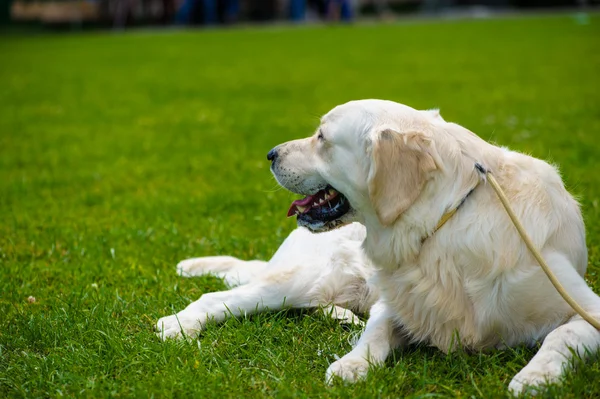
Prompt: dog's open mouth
<box><xmin>287</xmin><ymin>185</ymin><xmax>351</xmax><ymax>226</ymax></box>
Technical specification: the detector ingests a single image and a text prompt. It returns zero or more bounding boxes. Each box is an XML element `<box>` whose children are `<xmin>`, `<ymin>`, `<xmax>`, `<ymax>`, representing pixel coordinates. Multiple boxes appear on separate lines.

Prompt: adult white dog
<box><xmin>157</xmin><ymin>99</ymin><xmax>600</xmax><ymax>394</ymax></box>
<box><xmin>267</xmin><ymin>99</ymin><xmax>600</xmax><ymax>394</ymax></box>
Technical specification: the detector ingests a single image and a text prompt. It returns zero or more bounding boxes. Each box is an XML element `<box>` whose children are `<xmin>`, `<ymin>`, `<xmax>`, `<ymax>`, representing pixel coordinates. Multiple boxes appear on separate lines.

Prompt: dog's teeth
<box><xmin>313</xmin><ymin>202</ymin><xmax>319</xmax><ymax>206</ymax></box>
<box><xmin>324</xmin><ymin>193</ymin><xmax>331</xmax><ymax>200</ymax></box>
<box><xmin>297</xmin><ymin>205</ymin><xmax>306</xmax><ymax>213</ymax></box>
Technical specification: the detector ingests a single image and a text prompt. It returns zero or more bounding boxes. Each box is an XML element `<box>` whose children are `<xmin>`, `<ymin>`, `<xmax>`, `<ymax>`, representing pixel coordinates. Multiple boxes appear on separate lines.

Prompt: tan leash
<box><xmin>474</xmin><ymin>163</ymin><xmax>600</xmax><ymax>330</ymax></box>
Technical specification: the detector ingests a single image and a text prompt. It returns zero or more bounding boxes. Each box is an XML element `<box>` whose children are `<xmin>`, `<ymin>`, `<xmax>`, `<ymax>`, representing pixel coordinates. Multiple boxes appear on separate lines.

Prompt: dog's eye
<box><xmin>317</xmin><ymin>130</ymin><xmax>325</xmax><ymax>141</ymax></box>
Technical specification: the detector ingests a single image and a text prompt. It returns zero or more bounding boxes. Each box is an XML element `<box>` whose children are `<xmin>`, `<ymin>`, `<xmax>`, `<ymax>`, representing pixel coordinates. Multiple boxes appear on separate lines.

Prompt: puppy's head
<box><xmin>269</xmin><ymin>100</ymin><xmax>440</xmax><ymax>232</ymax></box>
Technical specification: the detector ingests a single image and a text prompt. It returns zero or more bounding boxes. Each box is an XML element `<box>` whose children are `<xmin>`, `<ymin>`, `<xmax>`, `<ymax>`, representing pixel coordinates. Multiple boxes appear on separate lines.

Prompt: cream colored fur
<box><xmin>369</xmin><ymin>130</ymin><xmax>438</xmax><ymax>225</ymax></box>
<box><xmin>269</xmin><ymin>99</ymin><xmax>600</xmax><ymax>395</ymax></box>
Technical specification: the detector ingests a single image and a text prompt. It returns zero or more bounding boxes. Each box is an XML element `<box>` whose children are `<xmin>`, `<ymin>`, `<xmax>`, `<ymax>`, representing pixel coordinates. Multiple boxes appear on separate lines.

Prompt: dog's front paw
<box><xmin>508</xmin><ymin>363</ymin><xmax>562</xmax><ymax>396</ymax></box>
<box><xmin>326</xmin><ymin>355</ymin><xmax>370</xmax><ymax>384</ymax></box>
<box><xmin>508</xmin><ymin>374</ymin><xmax>542</xmax><ymax>396</ymax></box>
<box><xmin>155</xmin><ymin>311</ymin><xmax>206</xmax><ymax>340</ymax></box>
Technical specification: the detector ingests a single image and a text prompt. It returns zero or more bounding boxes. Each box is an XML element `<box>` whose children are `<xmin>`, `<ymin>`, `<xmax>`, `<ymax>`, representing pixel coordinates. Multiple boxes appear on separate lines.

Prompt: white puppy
<box><xmin>268</xmin><ymin>99</ymin><xmax>600</xmax><ymax>394</ymax></box>
<box><xmin>156</xmin><ymin>222</ymin><xmax>377</xmax><ymax>336</ymax></box>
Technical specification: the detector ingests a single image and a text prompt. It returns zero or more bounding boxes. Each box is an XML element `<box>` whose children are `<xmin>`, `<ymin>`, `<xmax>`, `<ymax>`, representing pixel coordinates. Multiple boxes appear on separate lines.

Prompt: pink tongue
<box><xmin>292</xmin><ymin>195</ymin><xmax>315</xmax><ymax>207</ymax></box>
<box><xmin>287</xmin><ymin>193</ymin><xmax>317</xmax><ymax>217</ymax></box>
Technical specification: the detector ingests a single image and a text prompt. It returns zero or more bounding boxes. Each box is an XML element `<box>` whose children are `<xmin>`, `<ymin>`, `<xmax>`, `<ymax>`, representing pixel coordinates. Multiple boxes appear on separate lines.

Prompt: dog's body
<box><xmin>157</xmin><ymin>100</ymin><xmax>600</xmax><ymax>394</ymax></box>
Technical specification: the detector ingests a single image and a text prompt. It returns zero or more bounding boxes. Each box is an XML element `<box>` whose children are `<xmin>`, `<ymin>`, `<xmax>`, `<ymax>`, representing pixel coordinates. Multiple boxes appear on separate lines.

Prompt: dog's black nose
<box><xmin>267</xmin><ymin>148</ymin><xmax>278</xmax><ymax>162</ymax></box>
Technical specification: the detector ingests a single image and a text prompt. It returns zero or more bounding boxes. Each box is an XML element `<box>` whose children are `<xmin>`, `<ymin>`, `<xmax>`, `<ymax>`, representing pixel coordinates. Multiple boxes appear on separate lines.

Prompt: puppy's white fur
<box><xmin>156</xmin><ymin>222</ymin><xmax>377</xmax><ymax>336</ymax></box>
<box><xmin>270</xmin><ymin>100</ymin><xmax>600</xmax><ymax>394</ymax></box>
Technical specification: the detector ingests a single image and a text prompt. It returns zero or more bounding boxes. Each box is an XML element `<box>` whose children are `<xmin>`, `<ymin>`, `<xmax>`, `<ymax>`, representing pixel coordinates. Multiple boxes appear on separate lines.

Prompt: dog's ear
<box><xmin>368</xmin><ymin>129</ymin><xmax>438</xmax><ymax>226</ymax></box>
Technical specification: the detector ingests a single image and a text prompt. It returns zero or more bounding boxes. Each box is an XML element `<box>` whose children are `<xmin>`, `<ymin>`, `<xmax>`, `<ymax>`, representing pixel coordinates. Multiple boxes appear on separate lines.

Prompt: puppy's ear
<box><xmin>368</xmin><ymin>129</ymin><xmax>437</xmax><ymax>226</ymax></box>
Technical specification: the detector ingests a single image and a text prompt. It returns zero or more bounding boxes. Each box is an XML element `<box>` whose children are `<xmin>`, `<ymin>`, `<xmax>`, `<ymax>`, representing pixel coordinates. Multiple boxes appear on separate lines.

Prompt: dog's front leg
<box><xmin>509</xmin><ymin>250</ymin><xmax>600</xmax><ymax>395</ymax></box>
<box><xmin>326</xmin><ymin>300</ymin><xmax>404</xmax><ymax>383</ymax></box>
<box><xmin>509</xmin><ymin>314</ymin><xmax>600</xmax><ymax>395</ymax></box>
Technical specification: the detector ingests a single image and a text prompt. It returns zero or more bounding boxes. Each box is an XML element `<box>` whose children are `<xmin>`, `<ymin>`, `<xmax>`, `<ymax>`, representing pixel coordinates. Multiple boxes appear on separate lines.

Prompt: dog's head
<box><xmin>269</xmin><ymin>100</ymin><xmax>443</xmax><ymax>232</ymax></box>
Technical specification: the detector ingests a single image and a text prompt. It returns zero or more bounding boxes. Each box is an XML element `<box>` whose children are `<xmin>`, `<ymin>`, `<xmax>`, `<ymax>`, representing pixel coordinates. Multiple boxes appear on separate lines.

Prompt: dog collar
<box><xmin>428</xmin><ymin>181</ymin><xmax>480</xmax><ymax>238</ymax></box>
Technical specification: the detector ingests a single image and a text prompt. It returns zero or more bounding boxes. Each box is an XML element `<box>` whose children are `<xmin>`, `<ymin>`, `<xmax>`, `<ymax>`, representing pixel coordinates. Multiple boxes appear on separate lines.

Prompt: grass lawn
<box><xmin>1</xmin><ymin>12</ymin><xmax>600</xmax><ymax>398</ymax></box>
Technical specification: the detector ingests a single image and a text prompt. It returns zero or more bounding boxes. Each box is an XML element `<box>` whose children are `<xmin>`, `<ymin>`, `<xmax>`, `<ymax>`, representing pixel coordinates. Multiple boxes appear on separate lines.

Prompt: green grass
<box><xmin>1</xmin><ymin>13</ymin><xmax>600</xmax><ymax>398</ymax></box>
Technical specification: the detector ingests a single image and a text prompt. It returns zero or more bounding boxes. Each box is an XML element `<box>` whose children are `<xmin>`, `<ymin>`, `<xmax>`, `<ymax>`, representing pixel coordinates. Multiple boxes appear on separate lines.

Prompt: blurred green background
<box><xmin>1</xmin><ymin>12</ymin><xmax>600</xmax><ymax>398</ymax></box>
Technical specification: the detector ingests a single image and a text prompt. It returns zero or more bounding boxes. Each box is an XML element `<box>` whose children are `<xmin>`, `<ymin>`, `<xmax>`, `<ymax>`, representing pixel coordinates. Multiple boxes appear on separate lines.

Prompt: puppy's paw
<box><xmin>326</xmin><ymin>355</ymin><xmax>370</xmax><ymax>384</ymax></box>
<box><xmin>322</xmin><ymin>306</ymin><xmax>365</xmax><ymax>327</ymax></box>
<box><xmin>155</xmin><ymin>312</ymin><xmax>205</xmax><ymax>340</ymax></box>
<box><xmin>176</xmin><ymin>259</ymin><xmax>203</xmax><ymax>277</ymax></box>
<box><xmin>339</xmin><ymin>314</ymin><xmax>365</xmax><ymax>328</ymax></box>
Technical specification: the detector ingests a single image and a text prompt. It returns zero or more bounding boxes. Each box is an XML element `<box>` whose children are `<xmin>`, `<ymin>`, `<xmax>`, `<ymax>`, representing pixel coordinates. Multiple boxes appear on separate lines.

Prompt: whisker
<box><xmin>259</xmin><ymin>177</ymin><xmax>290</xmax><ymax>193</ymax></box>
